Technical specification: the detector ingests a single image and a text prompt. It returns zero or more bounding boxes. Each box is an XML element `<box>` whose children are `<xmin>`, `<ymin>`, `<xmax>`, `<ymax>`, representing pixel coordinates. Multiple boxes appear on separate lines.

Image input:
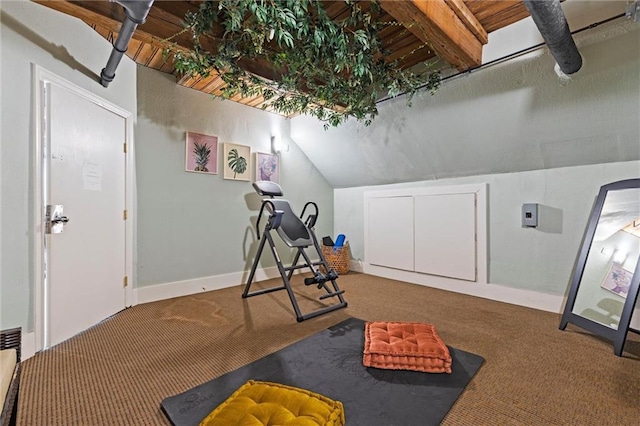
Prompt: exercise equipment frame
<box><xmin>243</xmin><ymin>182</ymin><xmax>347</xmax><ymax>322</ymax></box>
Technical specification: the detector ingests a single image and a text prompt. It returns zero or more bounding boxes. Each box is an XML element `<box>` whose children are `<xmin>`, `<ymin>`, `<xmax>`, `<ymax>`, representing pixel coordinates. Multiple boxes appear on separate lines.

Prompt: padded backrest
<box><xmin>269</xmin><ymin>200</ymin><xmax>312</xmax><ymax>248</ymax></box>
<box><xmin>253</xmin><ymin>181</ymin><xmax>283</xmax><ymax>197</ymax></box>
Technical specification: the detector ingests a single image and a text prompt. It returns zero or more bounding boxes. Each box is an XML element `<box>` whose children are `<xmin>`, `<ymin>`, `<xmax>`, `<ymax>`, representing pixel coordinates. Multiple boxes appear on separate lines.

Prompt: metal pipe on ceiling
<box><xmin>378</xmin><ymin>11</ymin><xmax>626</xmax><ymax>105</ymax></box>
<box><xmin>100</xmin><ymin>0</ymin><xmax>155</xmax><ymax>87</ymax></box>
<box><xmin>523</xmin><ymin>0</ymin><xmax>583</xmax><ymax>75</ymax></box>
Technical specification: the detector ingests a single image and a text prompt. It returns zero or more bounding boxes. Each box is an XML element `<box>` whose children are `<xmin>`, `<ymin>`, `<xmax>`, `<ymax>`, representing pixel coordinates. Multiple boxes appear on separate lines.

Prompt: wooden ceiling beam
<box><xmin>465</xmin><ymin>0</ymin><xmax>529</xmax><ymax>33</ymax></box>
<box><xmin>443</xmin><ymin>0</ymin><xmax>488</xmax><ymax>45</ymax></box>
<box><xmin>379</xmin><ymin>0</ymin><xmax>484</xmax><ymax>70</ymax></box>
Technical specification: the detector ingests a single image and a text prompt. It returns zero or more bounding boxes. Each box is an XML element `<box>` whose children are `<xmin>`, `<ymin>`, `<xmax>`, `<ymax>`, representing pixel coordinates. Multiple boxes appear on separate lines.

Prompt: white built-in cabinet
<box><xmin>364</xmin><ymin>184</ymin><xmax>487</xmax><ymax>283</ymax></box>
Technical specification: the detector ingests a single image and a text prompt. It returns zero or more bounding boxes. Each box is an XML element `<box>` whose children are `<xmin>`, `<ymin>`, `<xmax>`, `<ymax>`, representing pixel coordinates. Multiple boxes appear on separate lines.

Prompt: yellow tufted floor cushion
<box><xmin>363</xmin><ymin>321</ymin><xmax>452</xmax><ymax>373</ymax></box>
<box><xmin>199</xmin><ymin>380</ymin><xmax>345</xmax><ymax>426</ymax></box>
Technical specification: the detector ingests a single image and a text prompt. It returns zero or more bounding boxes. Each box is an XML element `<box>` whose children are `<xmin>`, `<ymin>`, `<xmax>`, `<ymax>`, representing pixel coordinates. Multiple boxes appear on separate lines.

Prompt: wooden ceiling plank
<box><xmin>245</xmin><ymin>95</ymin><xmax>268</xmax><ymax>108</ymax></box>
<box><xmin>379</xmin><ymin>0</ymin><xmax>482</xmax><ymax>70</ymax></box>
<box><xmin>379</xmin><ymin>20</ymin><xmax>412</xmax><ymax>41</ymax></box>
<box><xmin>386</xmin><ymin>41</ymin><xmax>434</xmax><ymax>65</ymax></box>
<box><xmin>192</xmin><ymin>74</ymin><xmax>217</xmax><ymax>91</ymax></box>
<box><xmin>464</xmin><ymin>0</ymin><xmax>529</xmax><ymax>33</ymax></box>
<box><xmin>324</xmin><ymin>1</ymin><xmax>351</xmax><ymax>19</ymax></box>
<box><xmin>151</xmin><ymin>49</ymin><xmax>177</xmax><ymax>74</ymax></box>
<box><xmin>444</xmin><ymin>0</ymin><xmax>487</xmax><ymax>44</ymax></box>
<box><xmin>200</xmin><ymin>75</ymin><xmax>226</xmax><ymax>94</ymax></box>
<box><xmin>175</xmin><ymin>72</ymin><xmax>197</xmax><ymax>86</ymax></box>
<box><xmin>385</xmin><ymin>40</ymin><xmax>419</xmax><ymax>58</ymax></box>
<box><xmin>398</xmin><ymin>53</ymin><xmax>438</xmax><ymax>71</ymax></box>
<box><xmin>384</xmin><ymin>38</ymin><xmax>434</xmax><ymax>66</ymax></box>
<box><xmin>251</xmin><ymin>100</ymin><xmax>268</xmax><ymax>110</ymax></box>
<box><xmin>129</xmin><ymin>39</ymin><xmax>147</xmax><ymax>62</ymax></box>
<box><xmin>159</xmin><ymin>61</ymin><xmax>176</xmax><ymax>74</ymax></box>
<box><xmin>143</xmin><ymin>44</ymin><xmax>159</xmax><ymax>66</ymax></box>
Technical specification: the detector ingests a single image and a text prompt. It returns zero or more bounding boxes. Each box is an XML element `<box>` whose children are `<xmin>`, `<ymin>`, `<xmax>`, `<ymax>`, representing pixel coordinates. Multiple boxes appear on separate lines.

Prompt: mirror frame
<box><xmin>560</xmin><ymin>179</ymin><xmax>640</xmax><ymax>356</ymax></box>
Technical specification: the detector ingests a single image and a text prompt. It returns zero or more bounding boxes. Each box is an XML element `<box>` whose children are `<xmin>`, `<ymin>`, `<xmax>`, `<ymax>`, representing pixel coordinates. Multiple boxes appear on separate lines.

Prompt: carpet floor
<box><xmin>17</xmin><ymin>273</ymin><xmax>640</xmax><ymax>425</ymax></box>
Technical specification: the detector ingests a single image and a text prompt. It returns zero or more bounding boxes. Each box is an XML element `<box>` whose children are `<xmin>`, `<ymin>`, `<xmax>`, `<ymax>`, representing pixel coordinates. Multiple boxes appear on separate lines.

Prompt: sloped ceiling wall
<box><xmin>290</xmin><ymin>5</ymin><xmax>639</xmax><ymax>188</ymax></box>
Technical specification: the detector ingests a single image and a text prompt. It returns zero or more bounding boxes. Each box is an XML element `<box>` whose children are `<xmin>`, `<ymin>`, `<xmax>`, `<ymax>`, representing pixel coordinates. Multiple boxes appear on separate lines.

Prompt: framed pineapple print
<box><xmin>186</xmin><ymin>131</ymin><xmax>218</xmax><ymax>174</ymax></box>
<box><xmin>255</xmin><ymin>152</ymin><xmax>279</xmax><ymax>183</ymax></box>
<box><xmin>223</xmin><ymin>143</ymin><xmax>251</xmax><ymax>181</ymax></box>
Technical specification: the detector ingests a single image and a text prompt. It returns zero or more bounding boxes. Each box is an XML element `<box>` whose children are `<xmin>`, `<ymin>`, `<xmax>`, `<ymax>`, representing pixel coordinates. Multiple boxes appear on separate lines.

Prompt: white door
<box><xmin>44</xmin><ymin>82</ymin><xmax>127</xmax><ymax>347</ymax></box>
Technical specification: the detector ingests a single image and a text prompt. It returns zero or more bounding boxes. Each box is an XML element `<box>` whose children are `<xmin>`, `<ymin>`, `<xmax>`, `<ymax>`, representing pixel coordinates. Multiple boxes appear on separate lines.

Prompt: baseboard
<box><xmin>363</xmin><ymin>263</ymin><xmax>565</xmax><ymax>313</ymax></box>
<box><xmin>134</xmin><ymin>265</ymin><xmax>305</xmax><ymax>305</ymax></box>
<box><xmin>21</xmin><ymin>332</ymin><xmax>36</xmax><ymax>361</ymax></box>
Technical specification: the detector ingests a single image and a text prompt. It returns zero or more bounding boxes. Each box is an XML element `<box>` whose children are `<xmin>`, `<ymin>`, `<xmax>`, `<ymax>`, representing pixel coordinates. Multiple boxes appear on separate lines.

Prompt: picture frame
<box><xmin>185</xmin><ymin>131</ymin><xmax>218</xmax><ymax>174</ymax></box>
<box><xmin>600</xmin><ymin>262</ymin><xmax>633</xmax><ymax>299</ymax></box>
<box><xmin>223</xmin><ymin>143</ymin><xmax>251</xmax><ymax>181</ymax></box>
<box><xmin>255</xmin><ymin>152</ymin><xmax>280</xmax><ymax>183</ymax></box>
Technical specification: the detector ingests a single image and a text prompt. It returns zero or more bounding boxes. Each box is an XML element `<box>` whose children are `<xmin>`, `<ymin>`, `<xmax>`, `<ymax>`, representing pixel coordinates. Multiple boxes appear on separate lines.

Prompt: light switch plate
<box><xmin>522</xmin><ymin>203</ymin><xmax>538</xmax><ymax>227</ymax></box>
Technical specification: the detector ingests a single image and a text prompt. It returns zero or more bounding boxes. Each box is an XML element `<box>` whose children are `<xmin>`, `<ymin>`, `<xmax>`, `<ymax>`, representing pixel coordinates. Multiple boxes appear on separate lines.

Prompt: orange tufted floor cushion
<box><xmin>363</xmin><ymin>321</ymin><xmax>452</xmax><ymax>373</ymax></box>
<box><xmin>199</xmin><ymin>380</ymin><xmax>345</xmax><ymax>425</ymax></box>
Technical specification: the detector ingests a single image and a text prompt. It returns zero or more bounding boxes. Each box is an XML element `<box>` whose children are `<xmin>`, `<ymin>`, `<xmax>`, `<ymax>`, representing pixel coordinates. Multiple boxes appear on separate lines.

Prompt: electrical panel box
<box><xmin>522</xmin><ymin>203</ymin><xmax>538</xmax><ymax>227</ymax></box>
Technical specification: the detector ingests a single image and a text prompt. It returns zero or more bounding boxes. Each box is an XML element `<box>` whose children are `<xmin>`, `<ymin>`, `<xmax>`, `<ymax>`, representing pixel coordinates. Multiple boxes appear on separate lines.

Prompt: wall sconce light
<box><xmin>613</xmin><ymin>249</ymin><xmax>628</xmax><ymax>265</ymax></box>
<box><xmin>271</xmin><ymin>135</ymin><xmax>282</xmax><ymax>154</ymax></box>
<box><xmin>600</xmin><ymin>246</ymin><xmax>614</xmax><ymax>256</ymax></box>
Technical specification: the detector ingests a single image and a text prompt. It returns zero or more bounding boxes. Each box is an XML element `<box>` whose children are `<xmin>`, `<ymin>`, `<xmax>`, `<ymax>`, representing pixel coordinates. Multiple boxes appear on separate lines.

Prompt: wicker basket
<box><xmin>322</xmin><ymin>242</ymin><xmax>350</xmax><ymax>275</ymax></box>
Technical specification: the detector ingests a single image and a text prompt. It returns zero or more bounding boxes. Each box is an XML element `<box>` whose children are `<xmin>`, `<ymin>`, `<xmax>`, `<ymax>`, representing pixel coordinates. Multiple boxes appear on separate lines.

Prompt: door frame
<box><xmin>32</xmin><ymin>64</ymin><xmax>135</xmax><ymax>351</ymax></box>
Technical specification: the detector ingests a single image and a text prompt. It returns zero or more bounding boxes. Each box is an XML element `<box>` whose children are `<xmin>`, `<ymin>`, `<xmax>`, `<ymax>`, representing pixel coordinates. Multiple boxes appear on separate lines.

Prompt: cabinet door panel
<box><xmin>367</xmin><ymin>197</ymin><xmax>414</xmax><ymax>270</ymax></box>
<box><xmin>415</xmin><ymin>193</ymin><xmax>476</xmax><ymax>281</ymax></box>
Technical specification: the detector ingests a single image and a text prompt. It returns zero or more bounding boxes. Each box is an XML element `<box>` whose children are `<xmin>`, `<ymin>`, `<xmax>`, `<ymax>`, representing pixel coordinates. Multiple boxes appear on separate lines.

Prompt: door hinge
<box><xmin>123</xmin><ymin>143</ymin><xmax>127</xmax><ymax>153</ymax></box>
<box><xmin>123</xmin><ymin>276</ymin><xmax>128</xmax><ymax>287</ymax></box>
<box><xmin>123</xmin><ymin>209</ymin><xmax>128</xmax><ymax>220</ymax></box>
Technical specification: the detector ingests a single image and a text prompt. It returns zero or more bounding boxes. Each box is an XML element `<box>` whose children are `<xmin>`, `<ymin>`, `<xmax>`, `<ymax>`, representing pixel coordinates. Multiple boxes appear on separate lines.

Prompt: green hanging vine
<box><xmin>164</xmin><ymin>0</ymin><xmax>441</xmax><ymax>128</ymax></box>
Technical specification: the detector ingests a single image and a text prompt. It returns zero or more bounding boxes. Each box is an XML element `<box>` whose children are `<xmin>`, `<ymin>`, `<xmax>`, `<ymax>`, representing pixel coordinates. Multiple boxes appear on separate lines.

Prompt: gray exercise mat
<box><xmin>161</xmin><ymin>317</ymin><xmax>484</xmax><ymax>426</ymax></box>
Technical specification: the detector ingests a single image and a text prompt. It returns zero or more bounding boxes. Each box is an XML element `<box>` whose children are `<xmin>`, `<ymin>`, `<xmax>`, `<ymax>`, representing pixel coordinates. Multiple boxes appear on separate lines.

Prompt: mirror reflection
<box><xmin>572</xmin><ymin>188</ymin><xmax>640</xmax><ymax>330</ymax></box>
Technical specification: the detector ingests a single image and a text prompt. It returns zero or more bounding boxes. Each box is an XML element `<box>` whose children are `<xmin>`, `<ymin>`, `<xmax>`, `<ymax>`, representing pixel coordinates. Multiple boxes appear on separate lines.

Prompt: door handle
<box><xmin>46</xmin><ymin>205</ymin><xmax>69</xmax><ymax>234</ymax></box>
<box><xmin>52</xmin><ymin>216</ymin><xmax>70</xmax><ymax>224</ymax></box>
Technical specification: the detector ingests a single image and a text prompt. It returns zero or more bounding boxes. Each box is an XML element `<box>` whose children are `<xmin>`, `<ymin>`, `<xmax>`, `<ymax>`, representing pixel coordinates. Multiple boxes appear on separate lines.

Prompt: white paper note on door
<box><xmin>83</xmin><ymin>160</ymin><xmax>102</xmax><ymax>191</ymax></box>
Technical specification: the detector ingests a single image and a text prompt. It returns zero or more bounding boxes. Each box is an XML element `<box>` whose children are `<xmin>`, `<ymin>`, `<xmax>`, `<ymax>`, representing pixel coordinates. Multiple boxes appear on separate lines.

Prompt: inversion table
<box><xmin>243</xmin><ymin>181</ymin><xmax>347</xmax><ymax>322</ymax></box>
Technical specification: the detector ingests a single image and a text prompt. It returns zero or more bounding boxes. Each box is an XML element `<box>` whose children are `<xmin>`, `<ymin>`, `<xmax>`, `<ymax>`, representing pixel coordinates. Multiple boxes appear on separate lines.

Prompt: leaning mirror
<box><xmin>560</xmin><ymin>179</ymin><xmax>640</xmax><ymax>356</ymax></box>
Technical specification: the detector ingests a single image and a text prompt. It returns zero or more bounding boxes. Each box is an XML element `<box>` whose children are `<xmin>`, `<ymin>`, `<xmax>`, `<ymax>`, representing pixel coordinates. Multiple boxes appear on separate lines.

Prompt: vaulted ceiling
<box><xmin>36</xmin><ymin>0</ymin><xmax>531</xmax><ymax>115</ymax></box>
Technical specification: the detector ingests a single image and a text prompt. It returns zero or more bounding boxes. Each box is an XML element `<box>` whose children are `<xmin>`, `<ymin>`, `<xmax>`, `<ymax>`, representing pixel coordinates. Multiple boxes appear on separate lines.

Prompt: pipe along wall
<box><xmin>523</xmin><ymin>0</ymin><xmax>583</xmax><ymax>75</ymax></box>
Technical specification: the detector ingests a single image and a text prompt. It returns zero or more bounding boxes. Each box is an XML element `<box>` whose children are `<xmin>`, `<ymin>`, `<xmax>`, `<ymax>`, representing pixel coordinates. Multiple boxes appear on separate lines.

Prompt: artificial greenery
<box><xmin>166</xmin><ymin>0</ymin><xmax>441</xmax><ymax>127</ymax></box>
